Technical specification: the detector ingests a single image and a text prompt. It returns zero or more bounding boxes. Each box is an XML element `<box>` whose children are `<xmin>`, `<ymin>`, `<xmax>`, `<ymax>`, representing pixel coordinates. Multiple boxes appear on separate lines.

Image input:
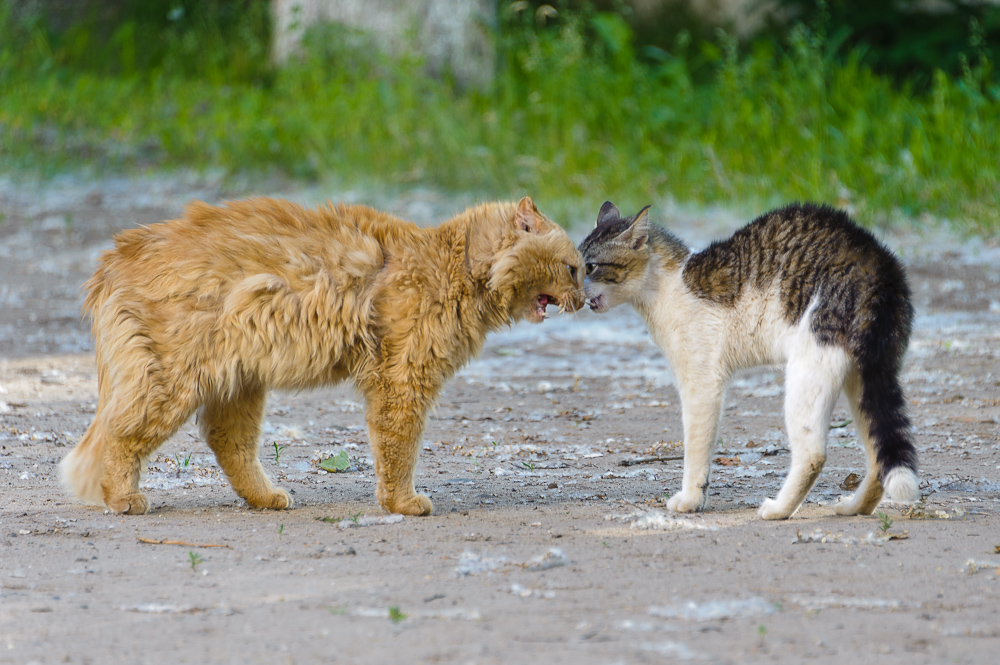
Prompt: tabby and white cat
<box><xmin>579</xmin><ymin>202</ymin><xmax>919</xmax><ymax>519</ymax></box>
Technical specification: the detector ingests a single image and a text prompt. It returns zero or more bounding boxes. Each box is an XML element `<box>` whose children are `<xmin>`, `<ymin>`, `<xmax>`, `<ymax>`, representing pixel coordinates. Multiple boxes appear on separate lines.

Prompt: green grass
<box><xmin>187</xmin><ymin>551</ymin><xmax>203</xmax><ymax>571</ymax></box>
<box><xmin>877</xmin><ymin>511</ymin><xmax>894</xmax><ymax>534</ymax></box>
<box><xmin>1</xmin><ymin>4</ymin><xmax>998</xmax><ymax>234</ymax></box>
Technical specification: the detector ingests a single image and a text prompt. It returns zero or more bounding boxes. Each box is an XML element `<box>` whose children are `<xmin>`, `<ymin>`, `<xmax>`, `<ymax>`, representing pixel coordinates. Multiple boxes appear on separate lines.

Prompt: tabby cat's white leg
<box><xmin>758</xmin><ymin>339</ymin><xmax>850</xmax><ymax>520</ymax></box>
<box><xmin>834</xmin><ymin>368</ymin><xmax>884</xmax><ymax>515</ymax></box>
<box><xmin>667</xmin><ymin>378</ymin><xmax>725</xmax><ymax>513</ymax></box>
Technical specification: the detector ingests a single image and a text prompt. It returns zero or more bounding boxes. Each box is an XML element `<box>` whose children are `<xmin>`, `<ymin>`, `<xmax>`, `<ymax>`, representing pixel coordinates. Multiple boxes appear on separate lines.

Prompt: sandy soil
<box><xmin>1</xmin><ymin>174</ymin><xmax>998</xmax><ymax>664</ymax></box>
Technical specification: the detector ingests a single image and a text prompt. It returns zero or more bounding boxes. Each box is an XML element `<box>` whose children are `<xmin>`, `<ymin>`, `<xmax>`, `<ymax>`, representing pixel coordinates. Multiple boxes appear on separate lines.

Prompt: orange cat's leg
<box><xmin>101</xmin><ymin>392</ymin><xmax>194</xmax><ymax>515</ymax></box>
<box><xmin>365</xmin><ymin>389</ymin><xmax>433</xmax><ymax>516</ymax></box>
<box><xmin>202</xmin><ymin>386</ymin><xmax>292</xmax><ymax>510</ymax></box>
<box><xmin>103</xmin><ymin>431</ymin><xmax>166</xmax><ymax>514</ymax></box>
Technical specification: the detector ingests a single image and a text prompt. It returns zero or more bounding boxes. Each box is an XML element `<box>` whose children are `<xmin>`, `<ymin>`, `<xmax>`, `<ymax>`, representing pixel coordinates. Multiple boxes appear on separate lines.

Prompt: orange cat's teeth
<box><xmin>535</xmin><ymin>293</ymin><xmax>554</xmax><ymax>319</ymax></box>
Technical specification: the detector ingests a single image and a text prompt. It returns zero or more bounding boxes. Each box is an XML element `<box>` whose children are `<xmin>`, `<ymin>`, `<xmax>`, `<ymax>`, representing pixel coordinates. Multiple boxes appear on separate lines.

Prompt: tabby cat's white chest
<box><xmin>640</xmin><ymin>269</ymin><xmax>796</xmax><ymax>381</ymax></box>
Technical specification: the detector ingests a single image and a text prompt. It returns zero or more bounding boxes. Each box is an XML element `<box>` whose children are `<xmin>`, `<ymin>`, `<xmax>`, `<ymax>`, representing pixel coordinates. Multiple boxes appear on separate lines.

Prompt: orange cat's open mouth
<box><xmin>534</xmin><ymin>293</ymin><xmax>557</xmax><ymax>321</ymax></box>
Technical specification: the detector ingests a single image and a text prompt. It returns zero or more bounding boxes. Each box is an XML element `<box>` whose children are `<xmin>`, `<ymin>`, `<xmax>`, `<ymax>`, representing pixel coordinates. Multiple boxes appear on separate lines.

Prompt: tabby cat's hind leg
<box><xmin>758</xmin><ymin>337</ymin><xmax>850</xmax><ymax>520</ymax></box>
<box><xmin>834</xmin><ymin>369</ymin><xmax>884</xmax><ymax>515</ymax></box>
<box><xmin>202</xmin><ymin>386</ymin><xmax>292</xmax><ymax>510</ymax></box>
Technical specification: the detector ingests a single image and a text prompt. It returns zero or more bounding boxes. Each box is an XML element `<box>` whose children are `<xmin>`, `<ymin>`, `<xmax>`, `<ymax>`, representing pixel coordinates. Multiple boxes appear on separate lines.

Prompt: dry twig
<box><xmin>138</xmin><ymin>537</ymin><xmax>231</xmax><ymax>549</ymax></box>
<box><xmin>619</xmin><ymin>454</ymin><xmax>684</xmax><ymax>467</ymax></box>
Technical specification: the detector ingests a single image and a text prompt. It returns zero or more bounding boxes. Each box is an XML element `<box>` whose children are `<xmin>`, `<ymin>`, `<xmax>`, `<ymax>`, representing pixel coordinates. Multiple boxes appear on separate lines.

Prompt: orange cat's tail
<box><xmin>59</xmin><ymin>419</ymin><xmax>107</xmax><ymax>506</ymax></box>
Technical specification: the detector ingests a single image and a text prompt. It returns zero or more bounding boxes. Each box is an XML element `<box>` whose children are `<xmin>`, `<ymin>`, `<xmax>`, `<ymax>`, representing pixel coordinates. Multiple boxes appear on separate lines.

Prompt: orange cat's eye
<box><xmin>566</xmin><ymin>264</ymin><xmax>578</xmax><ymax>280</ymax></box>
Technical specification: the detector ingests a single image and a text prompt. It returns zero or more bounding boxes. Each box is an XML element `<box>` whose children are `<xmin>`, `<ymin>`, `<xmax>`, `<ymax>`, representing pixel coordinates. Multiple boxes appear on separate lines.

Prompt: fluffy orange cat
<box><xmin>60</xmin><ymin>196</ymin><xmax>584</xmax><ymax>516</ymax></box>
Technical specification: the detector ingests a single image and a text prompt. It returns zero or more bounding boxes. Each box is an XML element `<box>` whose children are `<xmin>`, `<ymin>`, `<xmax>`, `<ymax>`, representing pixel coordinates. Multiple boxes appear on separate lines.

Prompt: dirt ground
<box><xmin>1</xmin><ymin>173</ymin><xmax>998</xmax><ymax>664</ymax></box>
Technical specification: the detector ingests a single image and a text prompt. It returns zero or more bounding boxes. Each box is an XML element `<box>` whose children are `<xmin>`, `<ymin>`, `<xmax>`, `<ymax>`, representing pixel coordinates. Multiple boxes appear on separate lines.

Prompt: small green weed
<box><xmin>388</xmin><ymin>605</ymin><xmax>407</xmax><ymax>623</ymax></box>
<box><xmin>278</xmin><ymin>524</ymin><xmax>284</xmax><ymax>536</ymax></box>
<box><xmin>877</xmin><ymin>511</ymin><xmax>894</xmax><ymax>533</ymax></box>
<box><xmin>317</xmin><ymin>515</ymin><xmax>344</xmax><ymax>524</ymax></box>
<box><xmin>316</xmin><ymin>511</ymin><xmax>362</xmax><ymax>525</ymax></box>
<box><xmin>187</xmin><ymin>551</ymin><xmax>203</xmax><ymax>571</ymax></box>
<box><xmin>757</xmin><ymin>624</ymin><xmax>767</xmax><ymax>636</ymax></box>
<box><xmin>522</xmin><ymin>461</ymin><xmax>536</xmax><ymax>471</ymax></box>
<box><xmin>272</xmin><ymin>442</ymin><xmax>286</xmax><ymax>463</ymax></box>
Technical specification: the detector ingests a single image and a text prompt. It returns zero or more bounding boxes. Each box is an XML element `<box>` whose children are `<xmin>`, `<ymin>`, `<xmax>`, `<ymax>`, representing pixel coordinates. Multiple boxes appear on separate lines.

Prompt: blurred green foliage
<box><xmin>771</xmin><ymin>0</ymin><xmax>1000</xmax><ymax>88</ymax></box>
<box><xmin>0</xmin><ymin>0</ymin><xmax>998</xmax><ymax>233</ymax></box>
<box><xmin>1</xmin><ymin>0</ymin><xmax>272</xmax><ymax>82</ymax></box>
<box><xmin>525</xmin><ymin>1</ymin><xmax>1000</xmax><ymax>89</ymax></box>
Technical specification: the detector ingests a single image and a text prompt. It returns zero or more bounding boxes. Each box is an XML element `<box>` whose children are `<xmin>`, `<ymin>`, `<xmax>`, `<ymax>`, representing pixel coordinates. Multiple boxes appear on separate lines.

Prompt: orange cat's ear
<box><xmin>515</xmin><ymin>196</ymin><xmax>542</xmax><ymax>233</ymax></box>
<box><xmin>596</xmin><ymin>201</ymin><xmax>620</xmax><ymax>227</ymax></box>
<box><xmin>616</xmin><ymin>205</ymin><xmax>651</xmax><ymax>249</ymax></box>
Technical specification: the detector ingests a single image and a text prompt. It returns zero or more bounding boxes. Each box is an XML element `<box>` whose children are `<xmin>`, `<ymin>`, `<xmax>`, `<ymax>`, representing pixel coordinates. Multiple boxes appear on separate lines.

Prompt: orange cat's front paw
<box><xmin>382</xmin><ymin>493</ymin><xmax>433</xmax><ymax>516</ymax></box>
<box><xmin>106</xmin><ymin>492</ymin><xmax>151</xmax><ymax>515</ymax></box>
<box><xmin>245</xmin><ymin>488</ymin><xmax>293</xmax><ymax>510</ymax></box>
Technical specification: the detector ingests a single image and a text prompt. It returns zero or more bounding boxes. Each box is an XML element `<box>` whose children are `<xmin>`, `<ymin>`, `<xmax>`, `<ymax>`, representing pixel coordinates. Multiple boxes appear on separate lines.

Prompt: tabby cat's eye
<box><xmin>585</xmin><ymin>262</ymin><xmax>596</xmax><ymax>275</ymax></box>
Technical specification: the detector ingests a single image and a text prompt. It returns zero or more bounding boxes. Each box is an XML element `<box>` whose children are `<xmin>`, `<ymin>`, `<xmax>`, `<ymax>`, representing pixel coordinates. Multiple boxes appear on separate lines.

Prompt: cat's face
<box><xmin>489</xmin><ymin>198</ymin><xmax>585</xmax><ymax>324</ymax></box>
<box><xmin>577</xmin><ymin>202</ymin><xmax>651</xmax><ymax>313</ymax></box>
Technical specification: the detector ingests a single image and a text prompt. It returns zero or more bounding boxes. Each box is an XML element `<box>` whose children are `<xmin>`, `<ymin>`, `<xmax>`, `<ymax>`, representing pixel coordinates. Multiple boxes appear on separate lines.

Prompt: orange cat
<box><xmin>60</xmin><ymin>196</ymin><xmax>584</xmax><ymax>515</ymax></box>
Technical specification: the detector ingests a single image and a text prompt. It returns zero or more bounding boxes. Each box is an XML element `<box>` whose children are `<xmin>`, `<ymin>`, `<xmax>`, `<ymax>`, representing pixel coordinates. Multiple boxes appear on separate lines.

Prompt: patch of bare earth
<box><xmin>1</xmin><ymin>175</ymin><xmax>998</xmax><ymax>663</ymax></box>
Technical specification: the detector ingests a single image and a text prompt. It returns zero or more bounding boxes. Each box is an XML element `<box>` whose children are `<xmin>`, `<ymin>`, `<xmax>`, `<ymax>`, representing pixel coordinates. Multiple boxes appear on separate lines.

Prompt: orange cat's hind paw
<box><xmin>383</xmin><ymin>493</ymin><xmax>433</xmax><ymax>516</ymax></box>
<box><xmin>105</xmin><ymin>492</ymin><xmax>151</xmax><ymax>515</ymax></box>
<box><xmin>245</xmin><ymin>488</ymin><xmax>293</xmax><ymax>510</ymax></box>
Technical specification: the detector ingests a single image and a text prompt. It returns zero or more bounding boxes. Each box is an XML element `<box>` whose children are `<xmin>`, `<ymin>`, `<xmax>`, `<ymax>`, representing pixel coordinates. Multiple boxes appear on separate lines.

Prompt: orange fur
<box><xmin>60</xmin><ymin>196</ymin><xmax>584</xmax><ymax>515</ymax></box>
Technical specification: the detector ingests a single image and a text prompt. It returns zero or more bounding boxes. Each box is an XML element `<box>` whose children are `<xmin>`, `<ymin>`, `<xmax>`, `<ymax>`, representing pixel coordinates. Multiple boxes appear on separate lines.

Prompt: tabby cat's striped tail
<box><xmin>857</xmin><ymin>362</ymin><xmax>920</xmax><ymax>501</ymax></box>
<box><xmin>853</xmin><ymin>264</ymin><xmax>919</xmax><ymax>503</ymax></box>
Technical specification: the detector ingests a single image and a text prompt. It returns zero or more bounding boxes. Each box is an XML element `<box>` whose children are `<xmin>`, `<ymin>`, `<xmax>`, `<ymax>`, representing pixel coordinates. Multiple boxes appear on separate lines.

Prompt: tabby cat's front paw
<box><xmin>666</xmin><ymin>490</ymin><xmax>704</xmax><ymax>513</ymax></box>
<box><xmin>382</xmin><ymin>493</ymin><xmax>434</xmax><ymax>516</ymax></box>
<box><xmin>756</xmin><ymin>498</ymin><xmax>792</xmax><ymax>520</ymax></box>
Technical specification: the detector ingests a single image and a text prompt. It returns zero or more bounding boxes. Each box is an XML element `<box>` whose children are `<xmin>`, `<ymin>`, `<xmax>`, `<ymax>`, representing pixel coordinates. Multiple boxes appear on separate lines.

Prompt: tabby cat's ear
<box><xmin>515</xmin><ymin>196</ymin><xmax>542</xmax><ymax>233</ymax></box>
<box><xmin>616</xmin><ymin>205</ymin><xmax>651</xmax><ymax>249</ymax></box>
<box><xmin>596</xmin><ymin>201</ymin><xmax>620</xmax><ymax>227</ymax></box>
